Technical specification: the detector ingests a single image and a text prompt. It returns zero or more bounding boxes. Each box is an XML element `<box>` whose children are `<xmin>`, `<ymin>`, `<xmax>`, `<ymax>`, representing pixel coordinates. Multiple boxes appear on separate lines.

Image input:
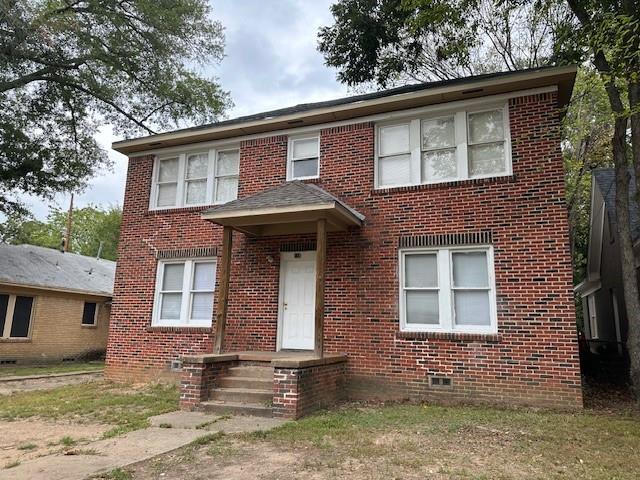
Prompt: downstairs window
<box><xmin>0</xmin><ymin>294</ymin><xmax>34</xmax><ymax>339</ymax></box>
<box><xmin>399</xmin><ymin>246</ymin><xmax>497</xmax><ymax>333</ymax></box>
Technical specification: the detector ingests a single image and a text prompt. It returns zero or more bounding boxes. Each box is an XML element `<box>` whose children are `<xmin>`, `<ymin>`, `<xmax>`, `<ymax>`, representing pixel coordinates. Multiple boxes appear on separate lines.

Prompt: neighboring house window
<box><xmin>151</xmin><ymin>148</ymin><xmax>240</xmax><ymax>209</ymax></box>
<box><xmin>0</xmin><ymin>294</ymin><xmax>34</xmax><ymax>339</ymax></box>
<box><xmin>399</xmin><ymin>247</ymin><xmax>497</xmax><ymax>333</ymax></box>
<box><xmin>152</xmin><ymin>259</ymin><xmax>217</xmax><ymax>327</ymax></box>
<box><xmin>287</xmin><ymin>135</ymin><xmax>320</xmax><ymax>180</ymax></box>
<box><xmin>82</xmin><ymin>302</ymin><xmax>98</xmax><ymax>326</ymax></box>
<box><xmin>587</xmin><ymin>293</ymin><xmax>599</xmax><ymax>339</ymax></box>
<box><xmin>376</xmin><ymin>103</ymin><xmax>511</xmax><ymax>188</ymax></box>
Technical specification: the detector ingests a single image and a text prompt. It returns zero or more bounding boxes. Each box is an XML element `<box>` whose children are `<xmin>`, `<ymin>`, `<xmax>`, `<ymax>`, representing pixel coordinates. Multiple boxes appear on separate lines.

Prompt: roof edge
<box><xmin>0</xmin><ymin>280</ymin><xmax>113</xmax><ymax>298</ymax></box>
<box><xmin>113</xmin><ymin>65</ymin><xmax>577</xmax><ymax>155</ymax></box>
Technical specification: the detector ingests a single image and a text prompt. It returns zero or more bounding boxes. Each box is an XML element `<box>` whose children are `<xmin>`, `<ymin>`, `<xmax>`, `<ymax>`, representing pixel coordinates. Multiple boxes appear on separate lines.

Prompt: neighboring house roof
<box><xmin>202</xmin><ymin>181</ymin><xmax>364</xmax><ymax>236</ymax></box>
<box><xmin>592</xmin><ymin>168</ymin><xmax>640</xmax><ymax>241</ymax></box>
<box><xmin>113</xmin><ymin>65</ymin><xmax>577</xmax><ymax>155</ymax></box>
<box><xmin>0</xmin><ymin>244</ymin><xmax>116</xmax><ymax>297</ymax></box>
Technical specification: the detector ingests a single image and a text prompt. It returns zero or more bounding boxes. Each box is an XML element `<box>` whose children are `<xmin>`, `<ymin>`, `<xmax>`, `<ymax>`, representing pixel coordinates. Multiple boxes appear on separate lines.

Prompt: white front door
<box><xmin>279</xmin><ymin>251</ymin><xmax>316</xmax><ymax>350</ymax></box>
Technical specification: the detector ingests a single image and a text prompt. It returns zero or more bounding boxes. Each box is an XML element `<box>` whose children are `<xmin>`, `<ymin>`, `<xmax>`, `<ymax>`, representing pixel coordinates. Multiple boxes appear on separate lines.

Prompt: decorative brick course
<box><xmin>107</xmin><ymin>91</ymin><xmax>583</xmax><ymax>409</ymax></box>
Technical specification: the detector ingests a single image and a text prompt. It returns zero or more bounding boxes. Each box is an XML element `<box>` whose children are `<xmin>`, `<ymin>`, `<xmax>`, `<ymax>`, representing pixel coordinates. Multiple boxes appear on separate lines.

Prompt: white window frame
<box><xmin>287</xmin><ymin>134</ymin><xmax>320</xmax><ymax>180</ymax></box>
<box><xmin>375</xmin><ymin>102</ymin><xmax>511</xmax><ymax>189</ymax></box>
<box><xmin>81</xmin><ymin>302</ymin><xmax>99</xmax><ymax>327</ymax></box>
<box><xmin>0</xmin><ymin>294</ymin><xmax>35</xmax><ymax>339</ymax></box>
<box><xmin>150</xmin><ymin>146</ymin><xmax>240</xmax><ymax>210</ymax></box>
<box><xmin>399</xmin><ymin>246</ymin><xmax>498</xmax><ymax>334</ymax></box>
<box><xmin>152</xmin><ymin>258</ymin><xmax>217</xmax><ymax>328</ymax></box>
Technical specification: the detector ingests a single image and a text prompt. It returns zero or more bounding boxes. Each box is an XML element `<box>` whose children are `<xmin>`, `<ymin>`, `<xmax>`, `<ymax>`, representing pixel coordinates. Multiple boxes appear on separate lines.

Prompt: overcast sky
<box><xmin>21</xmin><ymin>0</ymin><xmax>348</xmax><ymax>219</ymax></box>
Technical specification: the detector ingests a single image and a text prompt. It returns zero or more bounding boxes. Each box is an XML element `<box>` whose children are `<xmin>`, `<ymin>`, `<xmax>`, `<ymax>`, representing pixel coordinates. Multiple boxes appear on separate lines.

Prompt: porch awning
<box><xmin>201</xmin><ymin>180</ymin><xmax>365</xmax><ymax>236</ymax></box>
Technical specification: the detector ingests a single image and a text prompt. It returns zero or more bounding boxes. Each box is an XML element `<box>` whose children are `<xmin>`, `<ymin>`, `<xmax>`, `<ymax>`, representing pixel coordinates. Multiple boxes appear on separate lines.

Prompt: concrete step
<box><xmin>217</xmin><ymin>376</ymin><xmax>273</xmax><ymax>390</ymax></box>
<box><xmin>227</xmin><ymin>365</ymin><xmax>273</xmax><ymax>379</ymax></box>
<box><xmin>201</xmin><ymin>400</ymin><xmax>273</xmax><ymax>418</ymax></box>
<box><xmin>210</xmin><ymin>387</ymin><xmax>272</xmax><ymax>404</ymax></box>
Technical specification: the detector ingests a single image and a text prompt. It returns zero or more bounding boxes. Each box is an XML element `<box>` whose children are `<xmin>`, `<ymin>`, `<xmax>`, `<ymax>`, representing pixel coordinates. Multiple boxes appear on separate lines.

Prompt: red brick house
<box><xmin>107</xmin><ymin>66</ymin><xmax>583</xmax><ymax>418</ymax></box>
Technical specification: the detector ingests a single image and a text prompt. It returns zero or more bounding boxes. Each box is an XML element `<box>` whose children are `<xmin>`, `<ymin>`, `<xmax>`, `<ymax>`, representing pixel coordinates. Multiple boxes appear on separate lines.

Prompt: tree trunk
<box><xmin>612</xmin><ymin>114</ymin><xmax>640</xmax><ymax>393</ymax></box>
<box><xmin>627</xmin><ymin>81</ymin><xmax>640</xmax><ymax>393</ymax></box>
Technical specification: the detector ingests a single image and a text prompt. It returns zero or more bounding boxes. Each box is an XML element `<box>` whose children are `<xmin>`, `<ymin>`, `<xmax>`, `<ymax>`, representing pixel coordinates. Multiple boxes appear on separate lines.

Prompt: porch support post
<box><xmin>214</xmin><ymin>226</ymin><xmax>233</xmax><ymax>354</ymax></box>
<box><xmin>315</xmin><ymin>218</ymin><xmax>327</xmax><ymax>357</ymax></box>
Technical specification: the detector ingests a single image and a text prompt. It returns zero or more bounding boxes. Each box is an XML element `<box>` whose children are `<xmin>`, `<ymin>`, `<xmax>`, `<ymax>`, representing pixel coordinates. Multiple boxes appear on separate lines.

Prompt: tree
<box><xmin>555</xmin><ymin>0</ymin><xmax>640</xmax><ymax>394</ymax></box>
<box><xmin>318</xmin><ymin>0</ymin><xmax>572</xmax><ymax>87</ymax></box>
<box><xmin>1</xmin><ymin>0</ymin><xmax>231</xmax><ymax>214</ymax></box>
<box><xmin>0</xmin><ymin>204</ymin><xmax>122</xmax><ymax>261</ymax></box>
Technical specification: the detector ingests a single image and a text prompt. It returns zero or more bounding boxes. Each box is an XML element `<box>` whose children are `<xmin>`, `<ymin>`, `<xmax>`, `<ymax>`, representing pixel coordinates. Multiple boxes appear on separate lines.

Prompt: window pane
<box><xmin>157</xmin><ymin>183</ymin><xmax>177</xmax><ymax>207</ymax></box>
<box><xmin>215</xmin><ymin>177</ymin><xmax>239</xmax><ymax>203</ymax></box>
<box><xmin>217</xmin><ymin>150</ymin><xmax>240</xmax><ymax>175</ymax></box>
<box><xmin>379</xmin><ymin>124</ymin><xmax>409</xmax><ymax>156</ymax></box>
<box><xmin>162</xmin><ymin>263</ymin><xmax>184</xmax><ymax>291</ymax></box>
<box><xmin>186</xmin><ymin>154</ymin><xmax>208</xmax><ymax>179</ymax></box>
<box><xmin>292</xmin><ymin>158</ymin><xmax>318</xmax><ymax>178</ymax></box>
<box><xmin>468</xmin><ymin>110</ymin><xmax>504</xmax><ymax>143</ymax></box>
<box><xmin>468</xmin><ymin>143</ymin><xmax>505</xmax><ymax>177</ymax></box>
<box><xmin>10</xmin><ymin>296</ymin><xmax>33</xmax><ymax>337</ymax></box>
<box><xmin>191</xmin><ymin>292</ymin><xmax>213</xmax><ymax>320</ymax></box>
<box><xmin>82</xmin><ymin>302</ymin><xmax>97</xmax><ymax>325</ymax></box>
<box><xmin>292</xmin><ymin>138</ymin><xmax>318</xmax><ymax>159</ymax></box>
<box><xmin>452</xmin><ymin>251</ymin><xmax>488</xmax><ymax>288</ymax></box>
<box><xmin>186</xmin><ymin>180</ymin><xmax>207</xmax><ymax>205</ymax></box>
<box><xmin>158</xmin><ymin>158</ymin><xmax>179</xmax><ymax>182</ymax></box>
<box><xmin>193</xmin><ymin>262</ymin><xmax>215</xmax><ymax>290</ymax></box>
<box><xmin>422</xmin><ymin>149</ymin><xmax>457</xmax><ymax>182</ymax></box>
<box><xmin>422</xmin><ymin>117</ymin><xmax>454</xmax><ymax>149</ymax></box>
<box><xmin>454</xmin><ymin>291</ymin><xmax>490</xmax><ymax>326</ymax></box>
<box><xmin>379</xmin><ymin>154</ymin><xmax>411</xmax><ymax>186</ymax></box>
<box><xmin>405</xmin><ymin>254</ymin><xmax>437</xmax><ymax>288</ymax></box>
<box><xmin>0</xmin><ymin>294</ymin><xmax>8</xmax><ymax>336</ymax></box>
<box><xmin>406</xmin><ymin>291</ymin><xmax>439</xmax><ymax>324</ymax></box>
<box><xmin>160</xmin><ymin>293</ymin><xmax>182</xmax><ymax>320</ymax></box>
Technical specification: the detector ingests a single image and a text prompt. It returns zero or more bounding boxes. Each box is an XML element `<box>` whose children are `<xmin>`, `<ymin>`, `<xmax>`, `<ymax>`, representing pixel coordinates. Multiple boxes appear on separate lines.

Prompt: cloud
<box><xmin>17</xmin><ymin>0</ymin><xmax>346</xmax><ymax>220</ymax></box>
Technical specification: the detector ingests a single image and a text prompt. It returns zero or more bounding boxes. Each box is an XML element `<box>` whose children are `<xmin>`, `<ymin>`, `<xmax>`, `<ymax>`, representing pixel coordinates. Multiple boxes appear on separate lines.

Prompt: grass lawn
<box><xmin>0</xmin><ymin>361</ymin><xmax>105</xmax><ymax>377</ymax></box>
<box><xmin>0</xmin><ymin>381</ymin><xmax>179</xmax><ymax>438</ymax></box>
<box><xmin>115</xmin><ymin>402</ymin><xmax>640</xmax><ymax>480</ymax></box>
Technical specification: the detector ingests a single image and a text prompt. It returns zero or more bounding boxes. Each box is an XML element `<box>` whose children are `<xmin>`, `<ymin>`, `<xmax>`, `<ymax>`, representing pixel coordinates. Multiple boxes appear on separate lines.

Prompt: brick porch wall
<box><xmin>107</xmin><ymin>91</ymin><xmax>583</xmax><ymax>409</ymax></box>
<box><xmin>273</xmin><ymin>360</ymin><xmax>347</xmax><ymax>419</ymax></box>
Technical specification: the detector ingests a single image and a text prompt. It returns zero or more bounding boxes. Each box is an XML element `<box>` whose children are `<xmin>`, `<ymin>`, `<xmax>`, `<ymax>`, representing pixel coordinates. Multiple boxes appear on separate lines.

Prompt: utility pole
<box><xmin>65</xmin><ymin>193</ymin><xmax>74</xmax><ymax>253</ymax></box>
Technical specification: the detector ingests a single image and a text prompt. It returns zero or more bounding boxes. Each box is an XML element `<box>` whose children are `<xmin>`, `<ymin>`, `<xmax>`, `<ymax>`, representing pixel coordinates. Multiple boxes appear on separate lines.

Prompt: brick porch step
<box><xmin>201</xmin><ymin>400</ymin><xmax>273</xmax><ymax>418</ymax></box>
<box><xmin>227</xmin><ymin>365</ymin><xmax>273</xmax><ymax>379</ymax></box>
<box><xmin>210</xmin><ymin>387</ymin><xmax>272</xmax><ymax>404</ymax></box>
<box><xmin>217</xmin><ymin>376</ymin><xmax>273</xmax><ymax>390</ymax></box>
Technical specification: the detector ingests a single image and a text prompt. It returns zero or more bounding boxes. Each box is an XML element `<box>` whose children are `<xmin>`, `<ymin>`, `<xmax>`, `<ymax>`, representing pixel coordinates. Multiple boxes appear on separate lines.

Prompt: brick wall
<box><xmin>273</xmin><ymin>360</ymin><xmax>347</xmax><ymax>418</ymax></box>
<box><xmin>0</xmin><ymin>285</ymin><xmax>110</xmax><ymax>364</ymax></box>
<box><xmin>107</xmin><ymin>91</ymin><xmax>582</xmax><ymax>408</ymax></box>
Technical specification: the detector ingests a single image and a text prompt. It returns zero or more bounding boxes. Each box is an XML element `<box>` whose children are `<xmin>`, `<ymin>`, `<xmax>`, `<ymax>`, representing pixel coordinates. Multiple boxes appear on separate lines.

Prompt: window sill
<box><xmin>373</xmin><ymin>174</ymin><xmax>516</xmax><ymax>195</ymax></box>
<box><xmin>396</xmin><ymin>331</ymin><xmax>500</xmax><ymax>342</ymax></box>
<box><xmin>81</xmin><ymin>324</ymin><xmax>98</xmax><ymax>329</ymax></box>
<box><xmin>0</xmin><ymin>337</ymin><xmax>32</xmax><ymax>343</ymax></box>
<box><xmin>146</xmin><ymin>326</ymin><xmax>213</xmax><ymax>334</ymax></box>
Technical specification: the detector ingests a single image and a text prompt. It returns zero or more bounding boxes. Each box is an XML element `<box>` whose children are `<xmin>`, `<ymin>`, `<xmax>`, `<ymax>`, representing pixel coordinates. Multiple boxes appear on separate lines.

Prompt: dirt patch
<box><xmin>0</xmin><ymin>372</ymin><xmax>103</xmax><ymax>395</ymax></box>
<box><xmin>0</xmin><ymin>418</ymin><xmax>107</xmax><ymax>468</ymax></box>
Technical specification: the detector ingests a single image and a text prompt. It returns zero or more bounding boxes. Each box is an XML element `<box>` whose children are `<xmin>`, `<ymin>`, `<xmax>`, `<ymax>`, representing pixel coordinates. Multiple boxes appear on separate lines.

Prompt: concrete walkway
<box><xmin>0</xmin><ymin>413</ymin><xmax>286</xmax><ymax>480</ymax></box>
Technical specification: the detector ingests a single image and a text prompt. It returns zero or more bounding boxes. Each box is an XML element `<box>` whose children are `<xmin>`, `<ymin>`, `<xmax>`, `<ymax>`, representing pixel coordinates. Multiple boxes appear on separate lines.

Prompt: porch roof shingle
<box><xmin>201</xmin><ymin>181</ymin><xmax>364</xmax><ymax>236</ymax></box>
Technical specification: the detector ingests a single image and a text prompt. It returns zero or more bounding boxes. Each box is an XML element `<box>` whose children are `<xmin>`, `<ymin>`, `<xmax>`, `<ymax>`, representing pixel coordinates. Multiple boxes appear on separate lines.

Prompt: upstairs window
<box><xmin>152</xmin><ymin>259</ymin><xmax>217</xmax><ymax>327</ymax></box>
<box><xmin>151</xmin><ymin>147</ymin><xmax>240</xmax><ymax>209</ymax></box>
<box><xmin>376</xmin><ymin>103</ymin><xmax>510</xmax><ymax>188</ymax></box>
<box><xmin>0</xmin><ymin>294</ymin><xmax>34</xmax><ymax>339</ymax></box>
<box><xmin>288</xmin><ymin>135</ymin><xmax>320</xmax><ymax>180</ymax></box>
<box><xmin>399</xmin><ymin>247</ymin><xmax>497</xmax><ymax>334</ymax></box>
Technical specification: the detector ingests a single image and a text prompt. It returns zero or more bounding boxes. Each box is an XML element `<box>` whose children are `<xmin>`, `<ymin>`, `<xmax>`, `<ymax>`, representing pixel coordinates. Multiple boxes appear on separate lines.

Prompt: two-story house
<box><xmin>107</xmin><ymin>66</ymin><xmax>583</xmax><ymax>418</ymax></box>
